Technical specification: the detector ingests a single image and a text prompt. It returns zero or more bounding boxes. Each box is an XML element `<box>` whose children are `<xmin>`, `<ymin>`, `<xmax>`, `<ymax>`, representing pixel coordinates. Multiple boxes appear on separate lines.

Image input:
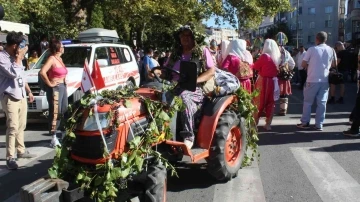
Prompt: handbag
<box><xmin>329</xmin><ymin>67</ymin><xmax>344</xmax><ymax>84</ymax></box>
<box><xmin>328</xmin><ymin>48</ymin><xmax>343</xmax><ymax>85</ymax></box>
<box><xmin>277</xmin><ymin>63</ymin><xmax>294</xmax><ymax>80</ymax></box>
<box><xmin>236</xmin><ymin>60</ymin><xmax>253</xmax><ymax>79</ymax></box>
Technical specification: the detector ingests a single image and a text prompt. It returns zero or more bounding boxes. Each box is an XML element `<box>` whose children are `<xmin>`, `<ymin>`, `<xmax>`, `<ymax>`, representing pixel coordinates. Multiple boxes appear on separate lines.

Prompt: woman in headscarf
<box><xmin>221</xmin><ymin>39</ymin><xmax>254</xmax><ymax>93</ymax></box>
<box><xmin>164</xmin><ymin>24</ymin><xmax>215</xmax><ymax>149</ymax></box>
<box><xmin>216</xmin><ymin>40</ymin><xmax>230</xmax><ymax>66</ymax></box>
<box><xmin>253</xmin><ymin>39</ymin><xmax>280</xmax><ymax>130</ymax></box>
<box><xmin>276</xmin><ymin>32</ymin><xmax>295</xmax><ymax>116</ymax></box>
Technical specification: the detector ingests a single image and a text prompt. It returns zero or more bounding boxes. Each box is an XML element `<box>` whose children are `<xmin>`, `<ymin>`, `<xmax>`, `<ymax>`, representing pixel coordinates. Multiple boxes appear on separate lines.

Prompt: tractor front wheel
<box><xmin>143</xmin><ymin>162</ymin><xmax>167</xmax><ymax>202</ymax></box>
<box><xmin>207</xmin><ymin>110</ymin><xmax>247</xmax><ymax>181</ymax></box>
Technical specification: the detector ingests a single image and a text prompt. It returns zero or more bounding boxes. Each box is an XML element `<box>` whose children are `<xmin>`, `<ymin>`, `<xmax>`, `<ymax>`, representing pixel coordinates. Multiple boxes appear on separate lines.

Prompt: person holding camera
<box><xmin>0</xmin><ymin>32</ymin><xmax>36</xmax><ymax>170</ymax></box>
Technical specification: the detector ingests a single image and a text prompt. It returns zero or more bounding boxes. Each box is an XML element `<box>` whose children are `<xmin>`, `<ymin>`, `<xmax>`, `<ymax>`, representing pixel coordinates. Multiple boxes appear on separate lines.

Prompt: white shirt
<box><xmin>149</xmin><ymin>58</ymin><xmax>160</xmax><ymax>69</ymax></box>
<box><xmin>296</xmin><ymin>51</ymin><xmax>307</xmax><ymax>70</ymax></box>
<box><xmin>302</xmin><ymin>44</ymin><xmax>335</xmax><ymax>83</ymax></box>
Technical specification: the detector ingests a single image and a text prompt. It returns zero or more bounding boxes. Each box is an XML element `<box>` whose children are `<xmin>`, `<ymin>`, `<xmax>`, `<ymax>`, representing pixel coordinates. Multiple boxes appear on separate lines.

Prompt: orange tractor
<box><xmin>20</xmin><ymin>63</ymin><xmax>247</xmax><ymax>202</ymax></box>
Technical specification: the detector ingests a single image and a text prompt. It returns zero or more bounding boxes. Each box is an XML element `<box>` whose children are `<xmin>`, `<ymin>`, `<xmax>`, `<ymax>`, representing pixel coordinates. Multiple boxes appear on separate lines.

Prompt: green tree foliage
<box><xmin>264</xmin><ymin>22</ymin><xmax>293</xmax><ymax>45</ymax></box>
<box><xmin>216</xmin><ymin>0</ymin><xmax>293</xmax><ymax>29</ymax></box>
<box><xmin>0</xmin><ymin>0</ymin><xmax>292</xmax><ymax>49</ymax></box>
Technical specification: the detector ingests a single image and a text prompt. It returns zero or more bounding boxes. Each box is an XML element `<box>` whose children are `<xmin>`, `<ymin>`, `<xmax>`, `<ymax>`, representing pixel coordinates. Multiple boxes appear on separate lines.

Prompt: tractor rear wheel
<box><xmin>143</xmin><ymin>162</ymin><xmax>167</xmax><ymax>202</ymax></box>
<box><xmin>207</xmin><ymin>110</ymin><xmax>247</xmax><ymax>181</ymax></box>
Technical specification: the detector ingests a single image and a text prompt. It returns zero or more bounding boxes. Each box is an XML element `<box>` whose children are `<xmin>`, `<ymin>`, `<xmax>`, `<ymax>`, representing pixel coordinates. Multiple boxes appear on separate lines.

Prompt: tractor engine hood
<box><xmin>97</xmin><ymin>97</ymin><xmax>146</xmax><ymax>123</ymax></box>
<box><xmin>76</xmin><ymin>97</ymin><xmax>147</xmax><ymax>131</ymax></box>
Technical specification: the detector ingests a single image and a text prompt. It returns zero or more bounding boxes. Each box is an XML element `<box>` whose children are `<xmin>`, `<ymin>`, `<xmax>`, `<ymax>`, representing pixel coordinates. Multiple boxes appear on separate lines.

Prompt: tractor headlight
<box><xmin>83</xmin><ymin>113</ymin><xmax>110</xmax><ymax>131</ymax></box>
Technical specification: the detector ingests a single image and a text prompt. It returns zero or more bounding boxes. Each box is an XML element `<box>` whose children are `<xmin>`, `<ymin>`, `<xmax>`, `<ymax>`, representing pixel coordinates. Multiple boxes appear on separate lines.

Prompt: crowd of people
<box><xmin>0</xmin><ymin>25</ymin><xmax>359</xmax><ymax>170</ymax></box>
<box><xmin>135</xmin><ymin>26</ymin><xmax>360</xmax><ymax>149</ymax></box>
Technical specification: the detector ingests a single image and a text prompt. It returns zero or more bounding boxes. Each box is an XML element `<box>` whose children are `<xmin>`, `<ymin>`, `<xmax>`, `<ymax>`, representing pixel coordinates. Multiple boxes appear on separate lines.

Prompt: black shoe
<box><xmin>343</xmin><ymin>129</ymin><xmax>360</xmax><ymax>137</ymax></box>
<box><xmin>297</xmin><ymin>123</ymin><xmax>310</xmax><ymax>129</ymax></box>
<box><xmin>6</xmin><ymin>158</ymin><xmax>18</xmax><ymax>170</ymax></box>
<box><xmin>336</xmin><ymin>97</ymin><xmax>344</xmax><ymax>104</ymax></box>
<box><xmin>327</xmin><ymin>97</ymin><xmax>335</xmax><ymax>104</ymax></box>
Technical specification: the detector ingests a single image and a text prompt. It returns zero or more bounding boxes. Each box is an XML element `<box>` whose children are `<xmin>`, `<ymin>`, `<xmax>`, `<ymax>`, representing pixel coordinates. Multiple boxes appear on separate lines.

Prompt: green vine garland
<box><xmin>230</xmin><ymin>87</ymin><xmax>260</xmax><ymax>166</ymax></box>
<box><xmin>48</xmin><ymin>84</ymin><xmax>259</xmax><ymax>201</ymax></box>
<box><xmin>48</xmin><ymin>87</ymin><xmax>184</xmax><ymax>202</ymax></box>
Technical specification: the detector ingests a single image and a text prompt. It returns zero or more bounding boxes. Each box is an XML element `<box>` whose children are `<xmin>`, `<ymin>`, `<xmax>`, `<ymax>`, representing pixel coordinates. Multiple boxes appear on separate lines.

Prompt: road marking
<box><xmin>291</xmin><ymin>147</ymin><xmax>360</xmax><ymax>202</ymax></box>
<box><xmin>259</xmin><ymin>118</ymin><xmax>350</xmax><ymax>127</ymax></box>
<box><xmin>213</xmin><ymin>158</ymin><xmax>266</xmax><ymax>202</ymax></box>
<box><xmin>0</xmin><ymin>142</ymin><xmax>54</xmax><ymax>178</ymax></box>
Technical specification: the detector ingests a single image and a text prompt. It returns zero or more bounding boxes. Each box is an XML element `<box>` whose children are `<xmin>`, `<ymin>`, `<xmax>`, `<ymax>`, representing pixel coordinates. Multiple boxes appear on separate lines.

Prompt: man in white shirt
<box><xmin>297</xmin><ymin>32</ymin><xmax>336</xmax><ymax>131</ymax></box>
<box><xmin>297</xmin><ymin>46</ymin><xmax>307</xmax><ymax>90</ymax></box>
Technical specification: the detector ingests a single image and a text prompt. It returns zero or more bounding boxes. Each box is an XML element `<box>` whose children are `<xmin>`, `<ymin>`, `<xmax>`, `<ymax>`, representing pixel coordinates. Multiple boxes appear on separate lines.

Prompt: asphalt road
<box><xmin>1</xmin><ymin>82</ymin><xmax>359</xmax><ymax>202</ymax></box>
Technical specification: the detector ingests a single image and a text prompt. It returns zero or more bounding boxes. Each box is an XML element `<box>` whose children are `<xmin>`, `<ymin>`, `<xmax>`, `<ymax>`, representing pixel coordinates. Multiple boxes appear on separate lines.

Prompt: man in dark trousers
<box><xmin>344</xmin><ymin>59</ymin><xmax>360</xmax><ymax>137</ymax></box>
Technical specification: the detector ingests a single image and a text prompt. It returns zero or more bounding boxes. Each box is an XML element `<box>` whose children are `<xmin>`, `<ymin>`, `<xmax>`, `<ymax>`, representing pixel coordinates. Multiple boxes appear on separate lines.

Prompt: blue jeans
<box><xmin>300</xmin><ymin>82</ymin><xmax>329</xmax><ymax>128</ymax></box>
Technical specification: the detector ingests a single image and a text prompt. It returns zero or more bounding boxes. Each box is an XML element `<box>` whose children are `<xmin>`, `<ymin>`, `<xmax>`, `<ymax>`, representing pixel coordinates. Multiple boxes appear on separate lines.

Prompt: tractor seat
<box><xmin>202</xmin><ymin>95</ymin><xmax>233</xmax><ymax>117</ymax></box>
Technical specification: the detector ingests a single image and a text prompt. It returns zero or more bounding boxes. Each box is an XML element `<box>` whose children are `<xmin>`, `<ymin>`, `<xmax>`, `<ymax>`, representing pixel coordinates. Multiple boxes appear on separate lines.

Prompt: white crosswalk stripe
<box><xmin>0</xmin><ymin>142</ymin><xmax>54</xmax><ymax>178</ymax></box>
<box><xmin>291</xmin><ymin>147</ymin><xmax>360</xmax><ymax>202</ymax></box>
<box><xmin>213</xmin><ymin>158</ymin><xmax>266</xmax><ymax>202</ymax></box>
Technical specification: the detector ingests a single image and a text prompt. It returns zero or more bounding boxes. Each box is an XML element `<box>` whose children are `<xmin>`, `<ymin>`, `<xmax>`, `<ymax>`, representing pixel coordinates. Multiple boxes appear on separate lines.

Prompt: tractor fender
<box><xmin>197</xmin><ymin>95</ymin><xmax>236</xmax><ymax>149</ymax></box>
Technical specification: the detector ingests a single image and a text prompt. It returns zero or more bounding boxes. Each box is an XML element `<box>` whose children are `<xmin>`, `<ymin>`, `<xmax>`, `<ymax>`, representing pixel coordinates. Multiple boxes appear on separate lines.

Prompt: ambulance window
<box><xmin>95</xmin><ymin>47</ymin><xmax>110</xmax><ymax>67</ymax></box>
<box><xmin>109</xmin><ymin>47</ymin><xmax>120</xmax><ymax>65</ymax></box>
<box><xmin>120</xmin><ymin>47</ymin><xmax>132</xmax><ymax>63</ymax></box>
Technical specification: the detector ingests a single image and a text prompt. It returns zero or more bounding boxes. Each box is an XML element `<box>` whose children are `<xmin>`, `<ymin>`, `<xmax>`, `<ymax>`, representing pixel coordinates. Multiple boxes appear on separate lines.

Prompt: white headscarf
<box><xmin>228</xmin><ymin>39</ymin><xmax>253</xmax><ymax>64</ymax></box>
<box><xmin>262</xmin><ymin>39</ymin><xmax>281</xmax><ymax>66</ymax></box>
<box><xmin>221</xmin><ymin>40</ymin><xmax>230</xmax><ymax>62</ymax></box>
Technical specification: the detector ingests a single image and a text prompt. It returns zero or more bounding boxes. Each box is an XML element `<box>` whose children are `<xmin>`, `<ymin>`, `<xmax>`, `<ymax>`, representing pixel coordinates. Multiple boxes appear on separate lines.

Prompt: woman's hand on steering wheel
<box><xmin>151</xmin><ymin>66</ymin><xmax>180</xmax><ymax>83</ymax></box>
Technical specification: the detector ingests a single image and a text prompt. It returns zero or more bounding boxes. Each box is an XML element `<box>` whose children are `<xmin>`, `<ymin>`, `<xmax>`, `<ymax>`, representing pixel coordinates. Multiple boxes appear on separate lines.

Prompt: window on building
<box><xmin>355</xmin><ymin>1</ymin><xmax>360</xmax><ymax>8</ymax></box>
<box><xmin>299</xmin><ymin>7</ymin><xmax>302</xmax><ymax>15</ymax></box>
<box><xmin>309</xmin><ymin>21</ymin><xmax>315</xmax><ymax>29</ymax></box>
<box><xmin>340</xmin><ymin>7</ymin><xmax>345</xmax><ymax>14</ymax></box>
<box><xmin>353</xmin><ymin>21</ymin><xmax>360</xmax><ymax>32</ymax></box>
<box><xmin>339</xmin><ymin>21</ymin><xmax>344</xmax><ymax>29</ymax></box>
<box><xmin>325</xmin><ymin>20</ymin><xmax>332</xmax><ymax>28</ymax></box>
<box><xmin>298</xmin><ymin>21</ymin><xmax>303</xmax><ymax>29</ymax></box>
<box><xmin>308</xmin><ymin>7</ymin><xmax>315</xmax><ymax>14</ymax></box>
<box><xmin>325</xmin><ymin>6</ymin><xmax>333</xmax><ymax>14</ymax></box>
<box><xmin>308</xmin><ymin>35</ymin><xmax>314</xmax><ymax>43</ymax></box>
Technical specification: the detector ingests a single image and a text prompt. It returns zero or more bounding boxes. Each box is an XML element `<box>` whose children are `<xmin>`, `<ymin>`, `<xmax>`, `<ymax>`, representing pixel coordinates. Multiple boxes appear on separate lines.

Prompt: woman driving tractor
<box><xmin>160</xmin><ymin>23</ymin><xmax>215</xmax><ymax>149</ymax></box>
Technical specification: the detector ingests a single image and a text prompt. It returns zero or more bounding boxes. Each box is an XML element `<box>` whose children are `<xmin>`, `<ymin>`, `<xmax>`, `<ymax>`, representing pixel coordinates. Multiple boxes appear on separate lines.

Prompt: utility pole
<box><xmin>296</xmin><ymin>0</ymin><xmax>299</xmax><ymax>48</ymax></box>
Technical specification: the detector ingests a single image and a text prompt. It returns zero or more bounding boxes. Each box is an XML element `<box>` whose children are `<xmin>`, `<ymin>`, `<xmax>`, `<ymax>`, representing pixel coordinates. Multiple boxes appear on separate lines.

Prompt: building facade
<box><xmin>345</xmin><ymin>0</ymin><xmax>360</xmax><ymax>49</ymax></box>
<box><xmin>205</xmin><ymin>27</ymin><xmax>239</xmax><ymax>44</ymax></box>
<box><xmin>256</xmin><ymin>16</ymin><xmax>276</xmax><ymax>37</ymax></box>
<box><xmin>285</xmin><ymin>0</ymin><xmax>345</xmax><ymax>48</ymax></box>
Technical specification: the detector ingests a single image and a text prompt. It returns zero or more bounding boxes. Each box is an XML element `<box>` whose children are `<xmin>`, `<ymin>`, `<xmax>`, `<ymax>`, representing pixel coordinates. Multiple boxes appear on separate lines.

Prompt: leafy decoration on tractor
<box><xmin>231</xmin><ymin>87</ymin><xmax>260</xmax><ymax>166</ymax></box>
<box><xmin>48</xmin><ymin>87</ymin><xmax>184</xmax><ymax>202</ymax></box>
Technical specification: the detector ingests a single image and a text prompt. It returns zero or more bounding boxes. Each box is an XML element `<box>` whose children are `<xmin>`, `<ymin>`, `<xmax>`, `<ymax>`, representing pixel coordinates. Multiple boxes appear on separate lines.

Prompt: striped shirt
<box><xmin>0</xmin><ymin>50</ymin><xmax>27</xmax><ymax>100</ymax></box>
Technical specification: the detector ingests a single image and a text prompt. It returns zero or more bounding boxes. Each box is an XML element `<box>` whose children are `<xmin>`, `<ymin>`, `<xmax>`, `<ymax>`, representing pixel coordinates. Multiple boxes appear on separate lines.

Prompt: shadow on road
<box><xmin>0</xmin><ymin>158</ymin><xmax>53</xmax><ymax>201</ymax></box>
<box><xmin>258</xmin><ymin>124</ymin><xmax>359</xmax><ymax>146</ymax></box>
<box><xmin>167</xmin><ymin>162</ymin><xmax>216</xmax><ymax>192</ymax></box>
<box><xmin>310</xmin><ymin>142</ymin><xmax>360</xmax><ymax>152</ymax></box>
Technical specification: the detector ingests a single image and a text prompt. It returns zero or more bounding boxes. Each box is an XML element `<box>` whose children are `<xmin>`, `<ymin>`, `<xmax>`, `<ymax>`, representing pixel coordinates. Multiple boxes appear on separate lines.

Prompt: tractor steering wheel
<box><xmin>150</xmin><ymin>66</ymin><xmax>180</xmax><ymax>83</ymax></box>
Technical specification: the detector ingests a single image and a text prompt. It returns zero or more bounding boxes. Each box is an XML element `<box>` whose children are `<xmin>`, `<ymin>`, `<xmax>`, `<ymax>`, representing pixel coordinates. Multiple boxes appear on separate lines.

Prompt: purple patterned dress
<box><xmin>171</xmin><ymin>48</ymin><xmax>215</xmax><ymax>140</ymax></box>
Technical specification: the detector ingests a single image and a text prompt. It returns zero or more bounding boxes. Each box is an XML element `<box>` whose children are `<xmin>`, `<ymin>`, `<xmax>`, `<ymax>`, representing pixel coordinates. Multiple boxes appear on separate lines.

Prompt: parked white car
<box><xmin>0</xmin><ymin>28</ymin><xmax>140</xmax><ymax>120</ymax></box>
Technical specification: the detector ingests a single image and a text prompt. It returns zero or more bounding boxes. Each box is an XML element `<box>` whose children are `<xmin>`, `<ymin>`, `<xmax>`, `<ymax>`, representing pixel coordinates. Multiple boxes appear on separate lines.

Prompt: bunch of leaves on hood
<box><xmin>48</xmin><ymin>86</ymin><xmax>184</xmax><ymax>202</ymax></box>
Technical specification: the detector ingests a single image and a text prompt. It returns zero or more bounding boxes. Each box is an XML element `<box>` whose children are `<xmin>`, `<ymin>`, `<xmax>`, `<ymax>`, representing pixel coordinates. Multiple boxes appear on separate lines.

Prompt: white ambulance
<box><xmin>11</xmin><ymin>28</ymin><xmax>140</xmax><ymax>120</ymax></box>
